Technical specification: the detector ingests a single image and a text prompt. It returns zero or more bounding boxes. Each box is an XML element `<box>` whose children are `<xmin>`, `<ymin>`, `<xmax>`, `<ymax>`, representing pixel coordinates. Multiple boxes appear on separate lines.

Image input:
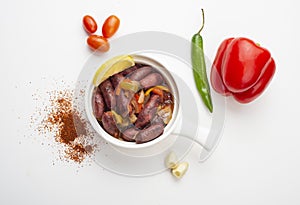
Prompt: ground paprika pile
<box><xmin>36</xmin><ymin>89</ymin><xmax>96</xmax><ymax>163</ymax></box>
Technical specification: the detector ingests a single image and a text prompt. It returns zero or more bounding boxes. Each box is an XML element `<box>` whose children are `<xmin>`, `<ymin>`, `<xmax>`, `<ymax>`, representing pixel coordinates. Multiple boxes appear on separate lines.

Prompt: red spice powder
<box><xmin>39</xmin><ymin>89</ymin><xmax>95</xmax><ymax>163</ymax></box>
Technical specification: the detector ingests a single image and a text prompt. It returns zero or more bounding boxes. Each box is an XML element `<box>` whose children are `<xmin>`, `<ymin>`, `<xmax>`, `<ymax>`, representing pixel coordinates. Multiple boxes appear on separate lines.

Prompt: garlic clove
<box><xmin>171</xmin><ymin>162</ymin><xmax>189</xmax><ymax>179</ymax></box>
<box><xmin>165</xmin><ymin>151</ymin><xmax>178</xmax><ymax>169</ymax></box>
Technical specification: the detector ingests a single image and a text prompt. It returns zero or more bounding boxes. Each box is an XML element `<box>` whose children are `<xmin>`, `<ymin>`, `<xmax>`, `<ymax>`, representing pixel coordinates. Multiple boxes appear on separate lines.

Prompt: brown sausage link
<box><xmin>120</xmin><ymin>65</ymin><xmax>138</xmax><ymax>76</ymax></box>
<box><xmin>99</xmin><ymin>79</ymin><xmax>116</xmax><ymax>110</ymax></box>
<box><xmin>135</xmin><ymin>94</ymin><xmax>160</xmax><ymax>129</ymax></box>
<box><xmin>101</xmin><ymin>111</ymin><xmax>119</xmax><ymax>138</ymax></box>
<box><xmin>110</xmin><ymin>73</ymin><xmax>125</xmax><ymax>89</ymax></box>
<box><xmin>116</xmin><ymin>90</ymin><xmax>134</xmax><ymax>117</ymax></box>
<box><xmin>121</xmin><ymin>127</ymin><xmax>140</xmax><ymax>142</ymax></box>
<box><xmin>135</xmin><ymin>123</ymin><xmax>164</xmax><ymax>144</ymax></box>
<box><xmin>129</xmin><ymin>66</ymin><xmax>153</xmax><ymax>81</ymax></box>
<box><xmin>92</xmin><ymin>88</ymin><xmax>105</xmax><ymax>120</ymax></box>
<box><xmin>139</xmin><ymin>73</ymin><xmax>163</xmax><ymax>89</ymax></box>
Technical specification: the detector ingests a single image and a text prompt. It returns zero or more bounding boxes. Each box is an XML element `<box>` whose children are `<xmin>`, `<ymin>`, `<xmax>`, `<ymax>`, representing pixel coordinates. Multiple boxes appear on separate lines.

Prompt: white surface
<box><xmin>0</xmin><ymin>0</ymin><xmax>299</xmax><ymax>204</ymax></box>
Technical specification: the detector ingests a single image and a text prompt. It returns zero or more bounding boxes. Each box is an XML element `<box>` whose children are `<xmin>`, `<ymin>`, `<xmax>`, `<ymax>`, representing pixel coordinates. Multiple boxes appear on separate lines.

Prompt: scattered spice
<box><xmin>35</xmin><ymin>89</ymin><xmax>96</xmax><ymax>164</ymax></box>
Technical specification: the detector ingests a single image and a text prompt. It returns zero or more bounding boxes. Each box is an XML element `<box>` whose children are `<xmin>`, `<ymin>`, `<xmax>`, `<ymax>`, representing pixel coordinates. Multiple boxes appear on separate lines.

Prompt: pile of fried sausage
<box><xmin>92</xmin><ymin>63</ymin><xmax>174</xmax><ymax>144</ymax></box>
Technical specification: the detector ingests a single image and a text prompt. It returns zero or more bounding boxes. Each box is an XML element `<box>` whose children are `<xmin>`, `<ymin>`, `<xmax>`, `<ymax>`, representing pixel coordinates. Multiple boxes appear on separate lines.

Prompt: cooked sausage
<box><xmin>140</xmin><ymin>73</ymin><xmax>163</xmax><ymax>89</ymax></box>
<box><xmin>110</xmin><ymin>73</ymin><xmax>125</xmax><ymax>89</ymax></box>
<box><xmin>117</xmin><ymin>90</ymin><xmax>134</xmax><ymax>117</ymax></box>
<box><xmin>99</xmin><ymin>79</ymin><xmax>116</xmax><ymax>110</ymax></box>
<box><xmin>135</xmin><ymin>94</ymin><xmax>160</xmax><ymax>129</ymax></box>
<box><xmin>92</xmin><ymin>88</ymin><xmax>105</xmax><ymax>120</ymax></box>
<box><xmin>121</xmin><ymin>127</ymin><xmax>139</xmax><ymax>142</ymax></box>
<box><xmin>101</xmin><ymin>111</ymin><xmax>119</xmax><ymax>138</ymax></box>
<box><xmin>120</xmin><ymin>65</ymin><xmax>138</xmax><ymax>76</ymax></box>
<box><xmin>135</xmin><ymin>123</ymin><xmax>164</xmax><ymax>144</ymax></box>
<box><xmin>129</xmin><ymin>66</ymin><xmax>153</xmax><ymax>81</ymax></box>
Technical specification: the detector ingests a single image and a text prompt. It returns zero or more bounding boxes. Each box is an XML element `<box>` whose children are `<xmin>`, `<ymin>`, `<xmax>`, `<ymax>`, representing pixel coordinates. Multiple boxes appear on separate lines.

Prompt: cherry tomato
<box><xmin>102</xmin><ymin>15</ymin><xmax>120</xmax><ymax>38</ymax></box>
<box><xmin>83</xmin><ymin>15</ymin><xmax>98</xmax><ymax>34</ymax></box>
<box><xmin>87</xmin><ymin>35</ymin><xmax>110</xmax><ymax>52</ymax></box>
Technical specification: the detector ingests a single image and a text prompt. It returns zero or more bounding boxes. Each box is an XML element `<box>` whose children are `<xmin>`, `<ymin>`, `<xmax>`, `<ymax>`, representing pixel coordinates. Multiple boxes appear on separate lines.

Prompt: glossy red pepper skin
<box><xmin>210</xmin><ymin>38</ymin><xmax>234</xmax><ymax>96</ymax></box>
<box><xmin>233</xmin><ymin>58</ymin><xmax>275</xmax><ymax>103</ymax></box>
<box><xmin>211</xmin><ymin>37</ymin><xmax>276</xmax><ymax>103</ymax></box>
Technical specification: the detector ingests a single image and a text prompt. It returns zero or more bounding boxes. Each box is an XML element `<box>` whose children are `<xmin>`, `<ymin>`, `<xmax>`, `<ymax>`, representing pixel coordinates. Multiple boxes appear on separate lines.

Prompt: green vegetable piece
<box><xmin>191</xmin><ymin>9</ymin><xmax>213</xmax><ymax>113</ymax></box>
<box><xmin>120</xmin><ymin>80</ymin><xmax>140</xmax><ymax>93</ymax></box>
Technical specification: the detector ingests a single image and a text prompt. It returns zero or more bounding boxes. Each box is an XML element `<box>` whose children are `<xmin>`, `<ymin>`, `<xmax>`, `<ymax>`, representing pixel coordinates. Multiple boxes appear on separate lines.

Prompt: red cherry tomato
<box><xmin>102</xmin><ymin>15</ymin><xmax>120</xmax><ymax>38</ymax></box>
<box><xmin>87</xmin><ymin>35</ymin><xmax>110</xmax><ymax>52</ymax></box>
<box><xmin>83</xmin><ymin>15</ymin><xmax>98</xmax><ymax>34</ymax></box>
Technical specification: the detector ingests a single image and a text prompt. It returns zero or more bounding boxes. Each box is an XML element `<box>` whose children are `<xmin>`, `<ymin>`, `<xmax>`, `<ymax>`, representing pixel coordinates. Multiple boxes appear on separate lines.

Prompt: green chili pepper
<box><xmin>191</xmin><ymin>9</ymin><xmax>213</xmax><ymax>113</ymax></box>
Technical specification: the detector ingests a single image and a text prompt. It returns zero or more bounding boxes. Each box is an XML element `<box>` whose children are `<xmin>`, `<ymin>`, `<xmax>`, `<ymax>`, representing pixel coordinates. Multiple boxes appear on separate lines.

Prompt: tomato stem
<box><xmin>197</xmin><ymin>8</ymin><xmax>205</xmax><ymax>34</ymax></box>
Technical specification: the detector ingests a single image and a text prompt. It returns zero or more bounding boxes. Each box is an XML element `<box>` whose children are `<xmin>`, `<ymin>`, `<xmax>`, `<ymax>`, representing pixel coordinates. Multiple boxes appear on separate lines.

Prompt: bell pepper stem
<box><xmin>197</xmin><ymin>8</ymin><xmax>205</xmax><ymax>34</ymax></box>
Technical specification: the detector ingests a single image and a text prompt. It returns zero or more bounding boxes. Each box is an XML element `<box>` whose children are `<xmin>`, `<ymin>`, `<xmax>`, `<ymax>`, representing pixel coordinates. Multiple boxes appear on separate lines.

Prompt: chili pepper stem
<box><xmin>197</xmin><ymin>8</ymin><xmax>205</xmax><ymax>34</ymax></box>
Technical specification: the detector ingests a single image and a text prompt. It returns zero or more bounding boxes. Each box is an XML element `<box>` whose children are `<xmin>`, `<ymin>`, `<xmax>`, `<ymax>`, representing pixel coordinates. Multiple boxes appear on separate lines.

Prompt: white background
<box><xmin>0</xmin><ymin>0</ymin><xmax>299</xmax><ymax>204</ymax></box>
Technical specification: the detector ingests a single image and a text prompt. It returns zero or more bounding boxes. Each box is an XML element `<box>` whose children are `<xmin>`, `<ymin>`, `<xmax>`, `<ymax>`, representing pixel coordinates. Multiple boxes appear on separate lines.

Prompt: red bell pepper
<box><xmin>210</xmin><ymin>37</ymin><xmax>276</xmax><ymax>103</ymax></box>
